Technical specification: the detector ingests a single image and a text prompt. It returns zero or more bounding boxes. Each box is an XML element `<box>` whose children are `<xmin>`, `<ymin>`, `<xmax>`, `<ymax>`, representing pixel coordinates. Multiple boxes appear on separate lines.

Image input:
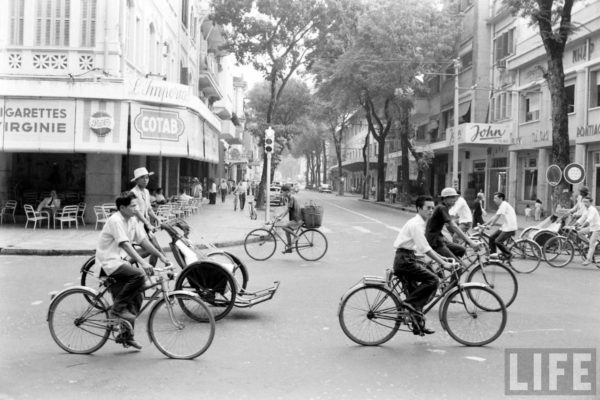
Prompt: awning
<box><xmin>459</xmin><ymin>101</ymin><xmax>471</xmax><ymax>122</ymax></box>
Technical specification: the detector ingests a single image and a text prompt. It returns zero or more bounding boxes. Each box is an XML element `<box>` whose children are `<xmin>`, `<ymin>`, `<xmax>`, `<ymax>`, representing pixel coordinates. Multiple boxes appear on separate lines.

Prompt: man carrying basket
<box><xmin>275</xmin><ymin>184</ymin><xmax>303</xmax><ymax>254</ymax></box>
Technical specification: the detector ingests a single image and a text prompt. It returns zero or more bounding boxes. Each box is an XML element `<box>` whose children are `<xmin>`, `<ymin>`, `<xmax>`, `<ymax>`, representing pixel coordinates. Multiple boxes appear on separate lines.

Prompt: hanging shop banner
<box><xmin>447</xmin><ymin>123</ymin><xmax>511</xmax><ymax>146</ymax></box>
<box><xmin>130</xmin><ymin>103</ymin><xmax>188</xmax><ymax>157</ymax></box>
<box><xmin>74</xmin><ymin>100</ymin><xmax>128</xmax><ymax>154</ymax></box>
<box><xmin>1</xmin><ymin>98</ymin><xmax>76</xmax><ymax>152</ymax></box>
<box><xmin>186</xmin><ymin>112</ymin><xmax>204</xmax><ymax>161</ymax></box>
<box><xmin>204</xmin><ymin>121</ymin><xmax>220</xmax><ymax>163</ymax></box>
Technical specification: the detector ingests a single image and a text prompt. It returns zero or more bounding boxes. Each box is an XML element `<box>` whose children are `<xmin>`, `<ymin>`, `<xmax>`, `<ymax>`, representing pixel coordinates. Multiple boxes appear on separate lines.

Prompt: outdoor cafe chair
<box><xmin>77</xmin><ymin>202</ymin><xmax>86</xmax><ymax>226</ymax></box>
<box><xmin>23</xmin><ymin>204</ymin><xmax>50</xmax><ymax>230</ymax></box>
<box><xmin>1</xmin><ymin>200</ymin><xmax>17</xmax><ymax>224</ymax></box>
<box><xmin>54</xmin><ymin>205</ymin><xmax>79</xmax><ymax>229</ymax></box>
<box><xmin>93</xmin><ymin>205</ymin><xmax>108</xmax><ymax>230</ymax></box>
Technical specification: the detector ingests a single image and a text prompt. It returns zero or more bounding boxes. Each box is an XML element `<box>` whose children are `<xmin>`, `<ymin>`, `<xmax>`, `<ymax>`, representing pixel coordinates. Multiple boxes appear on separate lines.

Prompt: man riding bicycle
<box><xmin>481</xmin><ymin>192</ymin><xmax>517</xmax><ymax>260</ymax></box>
<box><xmin>275</xmin><ymin>184</ymin><xmax>303</xmax><ymax>253</ymax></box>
<box><xmin>425</xmin><ymin>188</ymin><xmax>480</xmax><ymax>261</ymax></box>
<box><xmin>573</xmin><ymin>195</ymin><xmax>600</xmax><ymax>265</ymax></box>
<box><xmin>393</xmin><ymin>195</ymin><xmax>454</xmax><ymax>335</ymax></box>
<box><xmin>95</xmin><ymin>191</ymin><xmax>170</xmax><ymax>350</ymax></box>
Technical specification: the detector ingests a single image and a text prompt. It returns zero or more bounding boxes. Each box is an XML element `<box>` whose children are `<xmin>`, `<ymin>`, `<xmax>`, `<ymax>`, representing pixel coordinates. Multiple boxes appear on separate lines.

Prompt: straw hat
<box><xmin>131</xmin><ymin>167</ymin><xmax>154</xmax><ymax>182</ymax></box>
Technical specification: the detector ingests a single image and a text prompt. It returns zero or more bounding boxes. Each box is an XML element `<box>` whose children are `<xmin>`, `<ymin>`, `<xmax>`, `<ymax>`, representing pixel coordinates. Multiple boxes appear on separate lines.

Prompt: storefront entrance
<box><xmin>488</xmin><ymin>157</ymin><xmax>508</xmax><ymax>211</ymax></box>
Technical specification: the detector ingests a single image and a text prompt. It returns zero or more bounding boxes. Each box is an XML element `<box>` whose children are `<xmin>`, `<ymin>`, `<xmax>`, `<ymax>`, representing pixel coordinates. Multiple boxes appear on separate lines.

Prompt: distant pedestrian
<box><xmin>192</xmin><ymin>178</ymin><xmax>202</xmax><ymax>199</ymax></box>
<box><xmin>220</xmin><ymin>179</ymin><xmax>228</xmax><ymax>203</ymax></box>
<box><xmin>525</xmin><ymin>204</ymin><xmax>532</xmax><ymax>221</ymax></box>
<box><xmin>472</xmin><ymin>192</ymin><xmax>485</xmax><ymax>227</ymax></box>
<box><xmin>239</xmin><ymin>180</ymin><xmax>248</xmax><ymax>210</ymax></box>
<box><xmin>534</xmin><ymin>199</ymin><xmax>543</xmax><ymax>221</ymax></box>
<box><xmin>389</xmin><ymin>186</ymin><xmax>398</xmax><ymax>203</ymax></box>
<box><xmin>209</xmin><ymin>179</ymin><xmax>217</xmax><ymax>204</ymax></box>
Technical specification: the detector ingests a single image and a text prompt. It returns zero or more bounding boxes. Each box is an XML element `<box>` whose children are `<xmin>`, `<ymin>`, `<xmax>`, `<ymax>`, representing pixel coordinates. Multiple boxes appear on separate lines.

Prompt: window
<box><xmin>523</xmin><ymin>93</ymin><xmax>540</xmax><ymax>122</ymax></box>
<box><xmin>460</xmin><ymin>51</ymin><xmax>473</xmax><ymax>70</ymax></box>
<box><xmin>591</xmin><ymin>71</ymin><xmax>600</xmax><ymax>108</ymax></box>
<box><xmin>523</xmin><ymin>158</ymin><xmax>538</xmax><ymax>201</ymax></box>
<box><xmin>181</xmin><ymin>0</ymin><xmax>189</xmax><ymax>28</ymax></box>
<box><xmin>416</xmin><ymin>124</ymin><xmax>427</xmax><ymax>141</ymax></box>
<box><xmin>442</xmin><ymin>109</ymin><xmax>453</xmax><ymax>130</ymax></box>
<box><xmin>135</xmin><ymin>17</ymin><xmax>143</xmax><ymax>65</ymax></box>
<box><xmin>36</xmin><ymin>0</ymin><xmax>71</xmax><ymax>46</ymax></box>
<box><xmin>80</xmin><ymin>0</ymin><xmax>97</xmax><ymax>47</ymax></box>
<box><xmin>565</xmin><ymin>84</ymin><xmax>575</xmax><ymax>113</ymax></box>
<box><xmin>10</xmin><ymin>0</ymin><xmax>25</xmax><ymax>45</ymax></box>
<box><xmin>148</xmin><ymin>23</ymin><xmax>156</xmax><ymax>72</ymax></box>
<box><xmin>492</xmin><ymin>92</ymin><xmax>512</xmax><ymax>121</ymax></box>
<box><xmin>494</xmin><ymin>28</ymin><xmax>515</xmax><ymax>62</ymax></box>
<box><xmin>428</xmin><ymin>76</ymin><xmax>440</xmax><ymax>94</ymax></box>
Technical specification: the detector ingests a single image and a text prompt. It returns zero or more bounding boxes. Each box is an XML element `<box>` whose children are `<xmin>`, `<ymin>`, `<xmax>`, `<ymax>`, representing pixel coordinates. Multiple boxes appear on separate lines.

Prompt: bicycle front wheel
<box><xmin>48</xmin><ymin>288</ymin><xmax>111</xmax><ymax>354</ymax></box>
<box><xmin>244</xmin><ymin>228</ymin><xmax>277</xmax><ymax>261</ymax></box>
<box><xmin>466</xmin><ymin>261</ymin><xmax>518</xmax><ymax>308</ymax></box>
<box><xmin>338</xmin><ymin>285</ymin><xmax>401</xmax><ymax>346</ymax></box>
<box><xmin>296</xmin><ymin>229</ymin><xmax>328</xmax><ymax>261</ymax></box>
<box><xmin>510</xmin><ymin>239</ymin><xmax>542</xmax><ymax>273</ymax></box>
<box><xmin>440</xmin><ymin>285</ymin><xmax>507</xmax><ymax>346</ymax></box>
<box><xmin>148</xmin><ymin>293</ymin><xmax>215</xmax><ymax>359</ymax></box>
<box><xmin>175</xmin><ymin>262</ymin><xmax>237</xmax><ymax>321</ymax></box>
<box><xmin>543</xmin><ymin>236</ymin><xmax>574</xmax><ymax>268</ymax></box>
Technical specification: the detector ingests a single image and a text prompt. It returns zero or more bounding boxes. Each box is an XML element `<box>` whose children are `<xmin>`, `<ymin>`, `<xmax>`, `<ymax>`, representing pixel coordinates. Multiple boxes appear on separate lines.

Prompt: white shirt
<box><xmin>393</xmin><ymin>214</ymin><xmax>432</xmax><ymax>255</ymax></box>
<box><xmin>95</xmin><ymin>212</ymin><xmax>146</xmax><ymax>275</ymax></box>
<box><xmin>496</xmin><ymin>201</ymin><xmax>518</xmax><ymax>232</ymax></box>
<box><xmin>577</xmin><ymin>206</ymin><xmax>600</xmax><ymax>231</ymax></box>
<box><xmin>450</xmin><ymin>196</ymin><xmax>472</xmax><ymax>224</ymax></box>
<box><xmin>131</xmin><ymin>185</ymin><xmax>151</xmax><ymax>220</ymax></box>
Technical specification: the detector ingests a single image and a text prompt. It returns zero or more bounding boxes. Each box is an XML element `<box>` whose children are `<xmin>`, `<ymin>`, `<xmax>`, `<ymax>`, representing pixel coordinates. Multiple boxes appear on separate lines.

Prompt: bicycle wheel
<box><xmin>338</xmin><ymin>285</ymin><xmax>401</xmax><ymax>346</ymax></box>
<box><xmin>510</xmin><ymin>239</ymin><xmax>542</xmax><ymax>273</ymax></box>
<box><xmin>466</xmin><ymin>261</ymin><xmax>518</xmax><ymax>308</ymax></box>
<box><xmin>440</xmin><ymin>285</ymin><xmax>507</xmax><ymax>346</ymax></box>
<box><xmin>175</xmin><ymin>262</ymin><xmax>236</xmax><ymax>321</ymax></box>
<box><xmin>543</xmin><ymin>236</ymin><xmax>574</xmax><ymax>268</ymax></box>
<box><xmin>48</xmin><ymin>288</ymin><xmax>111</xmax><ymax>354</ymax></box>
<box><xmin>205</xmin><ymin>250</ymin><xmax>249</xmax><ymax>290</ymax></box>
<box><xmin>244</xmin><ymin>228</ymin><xmax>277</xmax><ymax>261</ymax></box>
<box><xmin>296</xmin><ymin>229</ymin><xmax>328</xmax><ymax>261</ymax></box>
<box><xmin>148</xmin><ymin>292</ymin><xmax>215</xmax><ymax>359</ymax></box>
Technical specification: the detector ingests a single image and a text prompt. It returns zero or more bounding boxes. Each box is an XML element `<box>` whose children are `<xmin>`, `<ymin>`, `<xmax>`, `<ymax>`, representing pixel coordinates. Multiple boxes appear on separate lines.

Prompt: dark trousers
<box><xmin>109</xmin><ymin>263</ymin><xmax>145</xmax><ymax>316</ymax></box>
<box><xmin>209</xmin><ymin>192</ymin><xmax>216</xmax><ymax>204</ymax></box>
<box><xmin>489</xmin><ymin>230</ymin><xmax>515</xmax><ymax>256</ymax></box>
<box><xmin>432</xmin><ymin>240</ymin><xmax>466</xmax><ymax>261</ymax></box>
<box><xmin>393</xmin><ymin>250</ymin><xmax>439</xmax><ymax>310</ymax></box>
<box><xmin>239</xmin><ymin>193</ymin><xmax>246</xmax><ymax>210</ymax></box>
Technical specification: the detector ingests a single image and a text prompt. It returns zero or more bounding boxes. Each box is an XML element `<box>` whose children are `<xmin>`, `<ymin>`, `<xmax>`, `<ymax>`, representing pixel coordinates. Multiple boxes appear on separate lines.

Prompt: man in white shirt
<box><xmin>130</xmin><ymin>167</ymin><xmax>163</xmax><ymax>266</ymax></box>
<box><xmin>574</xmin><ymin>196</ymin><xmax>600</xmax><ymax>265</ymax></box>
<box><xmin>394</xmin><ymin>195</ymin><xmax>453</xmax><ymax>335</ymax></box>
<box><xmin>569</xmin><ymin>186</ymin><xmax>589</xmax><ymax>217</ymax></box>
<box><xmin>482</xmin><ymin>192</ymin><xmax>518</xmax><ymax>259</ymax></box>
<box><xmin>449</xmin><ymin>191</ymin><xmax>473</xmax><ymax>241</ymax></box>
<box><xmin>178</xmin><ymin>189</ymin><xmax>193</xmax><ymax>202</ymax></box>
<box><xmin>95</xmin><ymin>192</ymin><xmax>170</xmax><ymax>349</ymax></box>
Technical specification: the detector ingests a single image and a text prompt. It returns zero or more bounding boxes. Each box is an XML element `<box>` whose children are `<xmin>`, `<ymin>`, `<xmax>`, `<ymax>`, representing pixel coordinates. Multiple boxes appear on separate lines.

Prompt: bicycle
<box><xmin>543</xmin><ymin>226</ymin><xmax>600</xmax><ymax>269</ymax></box>
<box><xmin>47</xmin><ymin>264</ymin><xmax>216</xmax><ymax>359</ymax></box>
<box><xmin>338</xmin><ymin>260</ymin><xmax>507</xmax><ymax>347</ymax></box>
<box><xmin>244</xmin><ymin>218</ymin><xmax>328</xmax><ymax>261</ymax></box>
<box><xmin>470</xmin><ymin>226</ymin><xmax>542</xmax><ymax>273</ymax></box>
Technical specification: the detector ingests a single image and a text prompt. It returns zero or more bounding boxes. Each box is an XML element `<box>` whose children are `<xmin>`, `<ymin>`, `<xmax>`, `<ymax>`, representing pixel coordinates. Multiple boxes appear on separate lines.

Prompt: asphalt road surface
<box><xmin>1</xmin><ymin>192</ymin><xmax>598</xmax><ymax>400</ymax></box>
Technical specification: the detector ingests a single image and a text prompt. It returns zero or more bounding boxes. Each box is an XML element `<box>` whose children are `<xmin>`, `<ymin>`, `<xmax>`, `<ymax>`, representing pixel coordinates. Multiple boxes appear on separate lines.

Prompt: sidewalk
<box><xmin>0</xmin><ymin>196</ymin><xmax>267</xmax><ymax>256</ymax></box>
<box><xmin>358</xmin><ymin>197</ymin><xmax>537</xmax><ymax>233</ymax></box>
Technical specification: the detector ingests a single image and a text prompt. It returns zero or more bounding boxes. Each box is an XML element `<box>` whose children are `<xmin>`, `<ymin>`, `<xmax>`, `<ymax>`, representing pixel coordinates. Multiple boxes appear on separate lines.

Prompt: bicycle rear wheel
<box><xmin>175</xmin><ymin>262</ymin><xmax>236</xmax><ymax>321</ymax></box>
<box><xmin>440</xmin><ymin>285</ymin><xmax>506</xmax><ymax>346</ymax></box>
<box><xmin>48</xmin><ymin>288</ymin><xmax>111</xmax><ymax>354</ymax></box>
<box><xmin>543</xmin><ymin>236</ymin><xmax>574</xmax><ymax>268</ymax></box>
<box><xmin>510</xmin><ymin>239</ymin><xmax>542</xmax><ymax>273</ymax></box>
<box><xmin>205</xmin><ymin>251</ymin><xmax>249</xmax><ymax>290</ymax></box>
<box><xmin>296</xmin><ymin>229</ymin><xmax>328</xmax><ymax>261</ymax></box>
<box><xmin>466</xmin><ymin>261</ymin><xmax>518</xmax><ymax>308</ymax></box>
<box><xmin>148</xmin><ymin>293</ymin><xmax>215</xmax><ymax>359</ymax></box>
<box><xmin>338</xmin><ymin>285</ymin><xmax>401</xmax><ymax>346</ymax></box>
<box><xmin>244</xmin><ymin>228</ymin><xmax>276</xmax><ymax>261</ymax></box>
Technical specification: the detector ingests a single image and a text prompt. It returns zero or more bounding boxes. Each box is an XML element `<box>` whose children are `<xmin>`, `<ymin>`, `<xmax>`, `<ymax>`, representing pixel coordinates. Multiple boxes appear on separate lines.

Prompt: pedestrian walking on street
<box><xmin>220</xmin><ymin>179</ymin><xmax>228</xmax><ymax>203</ymax></box>
<box><xmin>239</xmin><ymin>180</ymin><xmax>248</xmax><ymax>210</ymax></box>
<box><xmin>208</xmin><ymin>179</ymin><xmax>217</xmax><ymax>204</ymax></box>
<box><xmin>389</xmin><ymin>186</ymin><xmax>398</xmax><ymax>203</ymax></box>
<box><xmin>192</xmin><ymin>177</ymin><xmax>202</xmax><ymax>199</ymax></box>
<box><xmin>472</xmin><ymin>192</ymin><xmax>486</xmax><ymax>227</ymax></box>
<box><xmin>534</xmin><ymin>199</ymin><xmax>543</xmax><ymax>221</ymax></box>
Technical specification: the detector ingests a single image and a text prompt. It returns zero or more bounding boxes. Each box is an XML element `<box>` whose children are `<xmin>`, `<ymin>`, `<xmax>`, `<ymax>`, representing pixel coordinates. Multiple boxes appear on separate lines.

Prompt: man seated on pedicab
<box><xmin>275</xmin><ymin>184</ymin><xmax>303</xmax><ymax>254</ymax></box>
<box><xmin>394</xmin><ymin>195</ymin><xmax>454</xmax><ymax>335</ymax></box>
<box><xmin>95</xmin><ymin>191</ymin><xmax>170</xmax><ymax>350</ymax></box>
<box><xmin>425</xmin><ymin>188</ymin><xmax>481</xmax><ymax>263</ymax></box>
<box><xmin>573</xmin><ymin>195</ymin><xmax>600</xmax><ymax>266</ymax></box>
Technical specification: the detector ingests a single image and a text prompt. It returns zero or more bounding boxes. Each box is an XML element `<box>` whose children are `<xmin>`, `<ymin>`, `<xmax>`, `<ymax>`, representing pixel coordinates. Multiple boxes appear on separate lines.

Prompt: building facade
<box><xmin>0</xmin><ymin>0</ymin><xmax>249</xmax><ymax>220</ymax></box>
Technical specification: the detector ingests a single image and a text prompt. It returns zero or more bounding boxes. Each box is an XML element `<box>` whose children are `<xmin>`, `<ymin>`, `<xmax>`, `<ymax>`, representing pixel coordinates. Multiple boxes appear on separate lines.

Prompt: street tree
<box><xmin>312</xmin><ymin>0</ymin><xmax>457</xmax><ymax>202</ymax></box>
<box><xmin>212</xmin><ymin>0</ymin><xmax>332</xmax><ymax>207</ymax></box>
<box><xmin>504</xmin><ymin>0</ymin><xmax>575</xmax><ymax>207</ymax></box>
<box><xmin>291</xmin><ymin>119</ymin><xmax>328</xmax><ymax>189</ymax></box>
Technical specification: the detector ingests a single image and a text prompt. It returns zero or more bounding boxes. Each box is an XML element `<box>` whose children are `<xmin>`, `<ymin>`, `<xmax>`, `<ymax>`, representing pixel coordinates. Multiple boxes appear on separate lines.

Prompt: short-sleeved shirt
<box><xmin>450</xmin><ymin>196</ymin><xmax>472</xmax><ymax>224</ymax></box>
<box><xmin>496</xmin><ymin>201</ymin><xmax>518</xmax><ymax>232</ymax></box>
<box><xmin>394</xmin><ymin>214</ymin><xmax>432</xmax><ymax>255</ymax></box>
<box><xmin>425</xmin><ymin>204</ymin><xmax>452</xmax><ymax>247</ymax></box>
<box><xmin>131</xmin><ymin>186</ymin><xmax>151</xmax><ymax>220</ymax></box>
<box><xmin>577</xmin><ymin>206</ymin><xmax>600</xmax><ymax>231</ymax></box>
<box><xmin>95</xmin><ymin>212</ymin><xmax>146</xmax><ymax>275</ymax></box>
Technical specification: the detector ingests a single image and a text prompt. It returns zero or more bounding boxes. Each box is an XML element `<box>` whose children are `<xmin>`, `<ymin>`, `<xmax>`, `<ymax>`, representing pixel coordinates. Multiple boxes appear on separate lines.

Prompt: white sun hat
<box><xmin>131</xmin><ymin>167</ymin><xmax>154</xmax><ymax>182</ymax></box>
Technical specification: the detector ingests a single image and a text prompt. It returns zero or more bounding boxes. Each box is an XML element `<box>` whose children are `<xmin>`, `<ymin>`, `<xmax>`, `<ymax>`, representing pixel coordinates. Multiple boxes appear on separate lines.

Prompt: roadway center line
<box><xmin>324</xmin><ymin>201</ymin><xmax>402</xmax><ymax>233</ymax></box>
<box><xmin>464</xmin><ymin>356</ymin><xmax>486</xmax><ymax>362</ymax></box>
<box><xmin>352</xmin><ymin>226</ymin><xmax>371</xmax><ymax>233</ymax></box>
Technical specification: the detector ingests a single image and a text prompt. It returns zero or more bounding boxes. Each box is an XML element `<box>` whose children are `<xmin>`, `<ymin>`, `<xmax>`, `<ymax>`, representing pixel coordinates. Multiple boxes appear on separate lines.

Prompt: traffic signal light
<box><xmin>265</xmin><ymin>127</ymin><xmax>275</xmax><ymax>154</ymax></box>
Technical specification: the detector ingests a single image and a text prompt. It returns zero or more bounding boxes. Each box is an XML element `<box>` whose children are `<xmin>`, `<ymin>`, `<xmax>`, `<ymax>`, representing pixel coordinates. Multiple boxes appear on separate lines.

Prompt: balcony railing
<box><xmin>3</xmin><ymin>49</ymin><xmax>97</xmax><ymax>75</ymax></box>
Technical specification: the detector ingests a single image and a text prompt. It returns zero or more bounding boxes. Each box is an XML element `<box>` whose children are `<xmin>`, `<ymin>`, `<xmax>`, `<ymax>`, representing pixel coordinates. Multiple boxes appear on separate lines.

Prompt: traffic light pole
<box><xmin>266</xmin><ymin>152</ymin><xmax>271</xmax><ymax>222</ymax></box>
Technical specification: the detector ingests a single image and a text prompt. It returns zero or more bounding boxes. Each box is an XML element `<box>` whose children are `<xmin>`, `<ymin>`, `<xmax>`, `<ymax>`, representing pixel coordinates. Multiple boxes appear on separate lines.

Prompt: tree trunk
<box><xmin>400</xmin><ymin>105</ymin><xmax>411</xmax><ymax>204</ymax></box>
<box><xmin>362</xmin><ymin>133</ymin><xmax>370</xmax><ymax>199</ymax></box>
<box><xmin>376</xmin><ymin>138</ymin><xmax>386</xmax><ymax>202</ymax></box>
<box><xmin>322</xmin><ymin>140</ymin><xmax>328</xmax><ymax>183</ymax></box>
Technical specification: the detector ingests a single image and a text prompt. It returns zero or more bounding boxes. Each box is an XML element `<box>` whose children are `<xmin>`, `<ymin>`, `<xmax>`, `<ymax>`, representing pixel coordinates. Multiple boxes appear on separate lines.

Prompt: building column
<box><xmin>0</xmin><ymin>153</ymin><xmax>13</xmax><ymax>201</ymax></box>
<box><xmin>537</xmin><ymin>148</ymin><xmax>550</xmax><ymax>208</ymax></box>
<box><xmin>574</xmin><ymin>144</ymin><xmax>588</xmax><ymax>191</ymax></box>
<box><xmin>508</xmin><ymin>150</ymin><xmax>518</xmax><ymax>207</ymax></box>
<box><xmin>85</xmin><ymin>154</ymin><xmax>122</xmax><ymax>223</ymax></box>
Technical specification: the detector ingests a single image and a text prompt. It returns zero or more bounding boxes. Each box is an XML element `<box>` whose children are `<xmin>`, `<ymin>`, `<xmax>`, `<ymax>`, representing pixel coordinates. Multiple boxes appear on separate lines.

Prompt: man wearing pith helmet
<box><xmin>425</xmin><ymin>187</ymin><xmax>480</xmax><ymax>261</ymax></box>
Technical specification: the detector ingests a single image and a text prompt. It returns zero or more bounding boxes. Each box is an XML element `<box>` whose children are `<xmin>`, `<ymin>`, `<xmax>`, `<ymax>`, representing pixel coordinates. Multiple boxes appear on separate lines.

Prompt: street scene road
<box><xmin>1</xmin><ymin>192</ymin><xmax>598</xmax><ymax>400</ymax></box>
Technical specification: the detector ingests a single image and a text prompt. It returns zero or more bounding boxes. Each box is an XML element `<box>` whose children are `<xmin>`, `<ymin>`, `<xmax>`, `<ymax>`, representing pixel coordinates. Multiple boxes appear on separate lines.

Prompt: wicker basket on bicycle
<box><xmin>301</xmin><ymin>203</ymin><xmax>324</xmax><ymax>228</ymax></box>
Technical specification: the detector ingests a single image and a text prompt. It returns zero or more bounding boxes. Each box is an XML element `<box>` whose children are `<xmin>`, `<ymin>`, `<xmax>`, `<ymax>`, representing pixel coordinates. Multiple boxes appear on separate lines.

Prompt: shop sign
<box><xmin>446</xmin><ymin>123</ymin><xmax>510</xmax><ymax>146</ymax></box>
<box><xmin>130</xmin><ymin>78</ymin><xmax>192</xmax><ymax>104</ymax></box>
<box><xmin>576</xmin><ymin>123</ymin><xmax>600</xmax><ymax>138</ymax></box>
<box><xmin>511</xmin><ymin>129</ymin><xmax>550</xmax><ymax>145</ymax></box>
<box><xmin>134</xmin><ymin>108</ymin><xmax>184</xmax><ymax>141</ymax></box>
<box><xmin>1</xmin><ymin>98</ymin><xmax>75</xmax><ymax>151</ymax></box>
<box><xmin>89</xmin><ymin>111</ymin><xmax>114</xmax><ymax>137</ymax></box>
<box><xmin>75</xmin><ymin>100</ymin><xmax>128</xmax><ymax>154</ymax></box>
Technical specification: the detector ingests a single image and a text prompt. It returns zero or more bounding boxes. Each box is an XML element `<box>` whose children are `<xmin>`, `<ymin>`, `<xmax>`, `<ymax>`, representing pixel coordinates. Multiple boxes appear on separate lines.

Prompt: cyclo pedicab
<box><xmin>79</xmin><ymin>219</ymin><xmax>280</xmax><ymax>321</ymax></box>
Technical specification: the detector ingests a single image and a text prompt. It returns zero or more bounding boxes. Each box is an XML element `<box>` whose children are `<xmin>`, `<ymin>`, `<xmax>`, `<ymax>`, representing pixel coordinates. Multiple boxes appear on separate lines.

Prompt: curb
<box><xmin>0</xmin><ymin>238</ymin><xmax>245</xmax><ymax>256</ymax></box>
<box><xmin>357</xmin><ymin>198</ymin><xmax>413</xmax><ymax>213</ymax></box>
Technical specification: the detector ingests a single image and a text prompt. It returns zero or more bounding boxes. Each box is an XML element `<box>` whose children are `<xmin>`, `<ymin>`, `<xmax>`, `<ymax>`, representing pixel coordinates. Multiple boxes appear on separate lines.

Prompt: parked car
<box><xmin>319</xmin><ymin>183</ymin><xmax>332</xmax><ymax>193</ymax></box>
<box><xmin>269</xmin><ymin>186</ymin><xmax>284</xmax><ymax>206</ymax></box>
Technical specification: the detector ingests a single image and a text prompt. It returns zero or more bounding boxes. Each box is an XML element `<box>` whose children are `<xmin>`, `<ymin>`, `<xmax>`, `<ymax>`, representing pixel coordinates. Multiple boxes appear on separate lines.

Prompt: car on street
<box><xmin>269</xmin><ymin>185</ymin><xmax>284</xmax><ymax>206</ymax></box>
<box><xmin>318</xmin><ymin>183</ymin><xmax>332</xmax><ymax>193</ymax></box>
